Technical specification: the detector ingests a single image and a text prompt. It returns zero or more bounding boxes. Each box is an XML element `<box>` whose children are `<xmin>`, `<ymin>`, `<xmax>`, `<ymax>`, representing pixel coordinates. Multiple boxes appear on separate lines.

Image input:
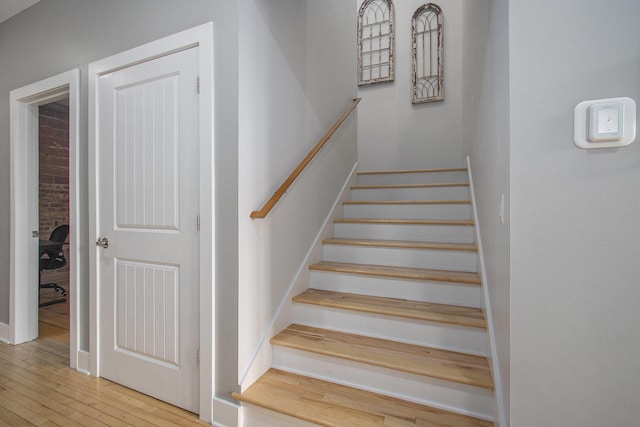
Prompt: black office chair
<box><xmin>39</xmin><ymin>224</ymin><xmax>69</xmax><ymax>308</ymax></box>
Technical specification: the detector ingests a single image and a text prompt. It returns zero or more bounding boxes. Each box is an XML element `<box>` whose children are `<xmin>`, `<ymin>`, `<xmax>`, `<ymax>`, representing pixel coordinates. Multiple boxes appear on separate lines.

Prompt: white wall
<box><xmin>465</xmin><ymin>0</ymin><xmax>510</xmax><ymax>425</ymax></box>
<box><xmin>509</xmin><ymin>1</ymin><xmax>640</xmax><ymax>425</ymax></box>
<box><xmin>237</xmin><ymin>0</ymin><xmax>357</xmax><ymax>390</ymax></box>
<box><xmin>356</xmin><ymin>0</ymin><xmax>466</xmax><ymax>170</ymax></box>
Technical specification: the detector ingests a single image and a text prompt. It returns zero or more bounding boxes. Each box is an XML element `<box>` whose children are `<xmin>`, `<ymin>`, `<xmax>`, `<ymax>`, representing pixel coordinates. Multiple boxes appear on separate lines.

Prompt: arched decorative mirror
<box><xmin>412</xmin><ymin>3</ymin><xmax>444</xmax><ymax>103</ymax></box>
<box><xmin>358</xmin><ymin>0</ymin><xmax>395</xmax><ymax>85</ymax></box>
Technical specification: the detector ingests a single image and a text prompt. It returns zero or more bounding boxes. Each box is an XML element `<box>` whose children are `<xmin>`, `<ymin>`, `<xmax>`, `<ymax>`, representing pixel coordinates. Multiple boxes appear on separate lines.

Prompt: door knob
<box><xmin>96</xmin><ymin>237</ymin><xmax>109</xmax><ymax>248</ymax></box>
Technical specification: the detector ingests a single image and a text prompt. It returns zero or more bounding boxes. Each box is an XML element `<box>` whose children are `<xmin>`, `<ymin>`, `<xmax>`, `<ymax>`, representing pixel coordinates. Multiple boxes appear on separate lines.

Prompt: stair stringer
<box><xmin>238</xmin><ymin>164</ymin><xmax>358</xmax><ymax>392</ymax></box>
<box><xmin>467</xmin><ymin>156</ymin><xmax>507</xmax><ymax>427</ymax></box>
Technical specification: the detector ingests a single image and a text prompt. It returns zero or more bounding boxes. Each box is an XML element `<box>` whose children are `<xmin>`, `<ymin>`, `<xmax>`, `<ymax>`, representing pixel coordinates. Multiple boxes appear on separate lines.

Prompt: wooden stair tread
<box><xmin>352</xmin><ymin>182</ymin><xmax>469</xmax><ymax>190</ymax></box>
<box><xmin>232</xmin><ymin>368</ymin><xmax>494</xmax><ymax>427</ymax></box>
<box><xmin>344</xmin><ymin>199</ymin><xmax>471</xmax><ymax>205</ymax></box>
<box><xmin>294</xmin><ymin>289</ymin><xmax>486</xmax><ymax>328</ymax></box>
<box><xmin>323</xmin><ymin>238</ymin><xmax>478</xmax><ymax>252</ymax></box>
<box><xmin>271</xmin><ymin>325</ymin><xmax>494</xmax><ymax>389</ymax></box>
<box><xmin>358</xmin><ymin>167</ymin><xmax>468</xmax><ymax>175</ymax></box>
<box><xmin>310</xmin><ymin>261</ymin><xmax>482</xmax><ymax>285</ymax></box>
<box><xmin>335</xmin><ymin>218</ymin><xmax>475</xmax><ymax>226</ymax></box>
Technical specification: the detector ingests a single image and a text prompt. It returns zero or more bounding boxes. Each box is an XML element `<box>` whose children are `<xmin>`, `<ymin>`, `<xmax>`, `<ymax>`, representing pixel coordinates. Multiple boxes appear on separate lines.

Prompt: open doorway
<box><xmin>9</xmin><ymin>68</ymin><xmax>80</xmax><ymax>371</ymax></box>
<box><xmin>37</xmin><ymin>99</ymin><xmax>70</xmax><ymax>343</ymax></box>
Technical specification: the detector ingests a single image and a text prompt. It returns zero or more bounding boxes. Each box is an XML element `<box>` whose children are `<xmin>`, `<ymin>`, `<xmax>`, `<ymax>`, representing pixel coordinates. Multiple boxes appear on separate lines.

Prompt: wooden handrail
<box><xmin>250</xmin><ymin>98</ymin><xmax>362</xmax><ymax>219</ymax></box>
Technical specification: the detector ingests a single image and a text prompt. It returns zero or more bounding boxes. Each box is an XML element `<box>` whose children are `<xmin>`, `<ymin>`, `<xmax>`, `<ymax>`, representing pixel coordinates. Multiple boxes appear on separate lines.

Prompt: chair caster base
<box><xmin>39</xmin><ymin>283</ymin><xmax>68</xmax><ymax>307</ymax></box>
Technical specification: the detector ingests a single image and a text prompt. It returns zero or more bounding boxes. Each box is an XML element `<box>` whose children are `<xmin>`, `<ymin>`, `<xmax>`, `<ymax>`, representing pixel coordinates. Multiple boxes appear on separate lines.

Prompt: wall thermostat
<box><xmin>574</xmin><ymin>97</ymin><xmax>636</xmax><ymax>149</ymax></box>
<box><xmin>589</xmin><ymin>102</ymin><xmax>623</xmax><ymax>141</ymax></box>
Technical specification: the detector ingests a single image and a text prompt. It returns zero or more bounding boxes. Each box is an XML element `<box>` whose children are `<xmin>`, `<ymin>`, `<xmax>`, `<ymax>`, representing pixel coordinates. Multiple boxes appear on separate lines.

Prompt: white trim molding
<box><xmin>88</xmin><ymin>22</ymin><xmax>214</xmax><ymax>422</ymax></box>
<box><xmin>76</xmin><ymin>349</ymin><xmax>91</xmax><ymax>375</ymax></box>
<box><xmin>0</xmin><ymin>322</ymin><xmax>9</xmax><ymax>343</ymax></box>
<box><xmin>9</xmin><ymin>69</ymin><xmax>80</xmax><ymax>370</ymax></box>
<box><xmin>466</xmin><ymin>156</ymin><xmax>507</xmax><ymax>427</ymax></box>
<box><xmin>212</xmin><ymin>397</ymin><xmax>241</xmax><ymax>427</ymax></box>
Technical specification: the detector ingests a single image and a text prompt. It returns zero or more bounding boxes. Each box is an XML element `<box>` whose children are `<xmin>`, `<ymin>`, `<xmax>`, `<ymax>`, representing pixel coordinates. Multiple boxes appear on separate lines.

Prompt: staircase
<box><xmin>233</xmin><ymin>167</ymin><xmax>495</xmax><ymax>427</ymax></box>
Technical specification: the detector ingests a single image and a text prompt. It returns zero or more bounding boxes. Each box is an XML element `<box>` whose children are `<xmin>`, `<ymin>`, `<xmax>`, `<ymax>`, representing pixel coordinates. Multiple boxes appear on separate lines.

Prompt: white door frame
<box><xmin>88</xmin><ymin>22</ymin><xmax>215</xmax><ymax>422</ymax></box>
<box><xmin>9</xmin><ymin>69</ymin><xmax>81</xmax><ymax>368</ymax></box>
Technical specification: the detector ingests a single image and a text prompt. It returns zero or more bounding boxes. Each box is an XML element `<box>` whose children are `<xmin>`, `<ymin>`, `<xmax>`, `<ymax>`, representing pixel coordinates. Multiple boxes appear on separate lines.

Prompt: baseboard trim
<box><xmin>76</xmin><ymin>349</ymin><xmax>90</xmax><ymax>374</ymax></box>
<box><xmin>466</xmin><ymin>156</ymin><xmax>506</xmax><ymax>427</ymax></box>
<box><xmin>212</xmin><ymin>396</ymin><xmax>241</xmax><ymax>427</ymax></box>
<box><xmin>238</xmin><ymin>163</ymin><xmax>359</xmax><ymax>390</ymax></box>
<box><xmin>0</xmin><ymin>322</ymin><xmax>8</xmax><ymax>343</ymax></box>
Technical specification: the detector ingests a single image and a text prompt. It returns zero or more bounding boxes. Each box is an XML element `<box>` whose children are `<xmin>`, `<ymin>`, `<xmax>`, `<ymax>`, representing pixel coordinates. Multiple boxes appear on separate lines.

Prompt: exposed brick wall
<box><xmin>39</xmin><ymin>102</ymin><xmax>69</xmax><ymax>242</ymax></box>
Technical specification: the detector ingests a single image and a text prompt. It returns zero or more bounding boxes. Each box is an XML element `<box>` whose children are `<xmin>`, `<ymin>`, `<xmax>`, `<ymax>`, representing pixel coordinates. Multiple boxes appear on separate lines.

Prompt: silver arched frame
<box><xmin>412</xmin><ymin>3</ymin><xmax>444</xmax><ymax>103</ymax></box>
<box><xmin>358</xmin><ymin>0</ymin><xmax>395</xmax><ymax>85</ymax></box>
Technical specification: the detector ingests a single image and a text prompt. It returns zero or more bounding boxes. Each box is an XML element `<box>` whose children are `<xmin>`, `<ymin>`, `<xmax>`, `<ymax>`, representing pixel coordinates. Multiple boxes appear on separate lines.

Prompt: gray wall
<box><xmin>509</xmin><ymin>0</ymin><xmax>640</xmax><ymax>425</ymax></box>
<box><xmin>211</xmin><ymin>1</ymin><xmax>240</xmax><ymax>407</ymax></box>
<box><xmin>356</xmin><ymin>0</ymin><xmax>467</xmax><ymax>170</ymax></box>
<box><xmin>0</xmin><ymin>1</ymin><xmax>240</xmax><ymax>404</ymax></box>
<box><xmin>465</xmin><ymin>0</ymin><xmax>510</xmax><ymax>424</ymax></box>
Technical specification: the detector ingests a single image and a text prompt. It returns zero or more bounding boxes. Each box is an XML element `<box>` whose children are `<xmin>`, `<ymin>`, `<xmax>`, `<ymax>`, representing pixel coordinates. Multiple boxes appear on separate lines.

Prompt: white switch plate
<box><xmin>574</xmin><ymin>97</ymin><xmax>636</xmax><ymax>149</ymax></box>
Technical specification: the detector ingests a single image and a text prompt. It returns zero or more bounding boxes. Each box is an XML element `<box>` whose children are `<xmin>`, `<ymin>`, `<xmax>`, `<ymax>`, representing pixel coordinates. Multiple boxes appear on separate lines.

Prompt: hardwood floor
<box><xmin>293</xmin><ymin>289</ymin><xmax>487</xmax><ymax>328</ymax></box>
<box><xmin>39</xmin><ymin>286</ymin><xmax>70</xmax><ymax>343</ymax></box>
<box><xmin>0</xmin><ymin>284</ymin><xmax>208</xmax><ymax>426</ymax></box>
<box><xmin>233</xmin><ymin>369</ymin><xmax>494</xmax><ymax>427</ymax></box>
<box><xmin>272</xmin><ymin>324</ymin><xmax>493</xmax><ymax>389</ymax></box>
<box><xmin>309</xmin><ymin>261</ymin><xmax>482</xmax><ymax>285</ymax></box>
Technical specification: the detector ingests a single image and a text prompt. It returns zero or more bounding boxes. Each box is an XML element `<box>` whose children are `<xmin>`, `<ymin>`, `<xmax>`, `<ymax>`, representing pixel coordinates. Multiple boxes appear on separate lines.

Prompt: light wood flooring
<box><xmin>293</xmin><ymin>289</ymin><xmax>487</xmax><ymax>328</ymax></box>
<box><xmin>356</xmin><ymin>167</ymin><xmax>469</xmax><ymax>176</ymax></box>
<box><xmin>309</xmin><ymin>261</ymin><xmax>482</xmax><ymax>285</ymax></box>
<box><xmin>0</xmin><ymin>280</ymin><xmax>207</xmax><ymax>426</ymax></box>
<box><xmin>272</xmin><ymin>324</ymin><xmax>493</xmax><ymax>389</ymax></box>
<box><xmin>233</xmin><ymin>369</ymin><xmax>494</xmax><ymax>427</ymax></box>
<box><xmin>39</xmin><ymin>286</ymin><xmax>70</xmax><ymax>343</ymax></box>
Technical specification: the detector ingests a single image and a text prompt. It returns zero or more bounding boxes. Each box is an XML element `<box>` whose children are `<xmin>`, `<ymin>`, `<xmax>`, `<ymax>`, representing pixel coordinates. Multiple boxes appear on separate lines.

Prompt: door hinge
<box><xmin>197</xmin><ymin>213</ymin><xmax>200</xmax><ymax>231</ymax></box>
<box><xmin>197</xmin><ymin>349</ymin><xmax>200</xmax><ymax>368</ymax></box>
<box><xmin>196</xmin><ymin>76</ymin><xmax>200</xmax><ymax>94</ymax></box>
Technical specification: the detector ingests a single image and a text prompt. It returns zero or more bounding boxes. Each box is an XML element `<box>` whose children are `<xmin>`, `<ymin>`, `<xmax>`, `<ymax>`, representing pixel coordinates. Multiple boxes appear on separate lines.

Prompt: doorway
<box><xmin>38</xmin><ymin>99</ymin><xmax>71</xmax><ymax>342</ymax></box>
<box><xmin>9</xmin><ymin>69</ymin><xmax>80</xmax><ymax>370</ymax></box>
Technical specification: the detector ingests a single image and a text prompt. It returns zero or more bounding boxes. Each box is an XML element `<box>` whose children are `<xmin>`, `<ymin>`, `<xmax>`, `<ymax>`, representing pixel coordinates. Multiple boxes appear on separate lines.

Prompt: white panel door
<box><xmin>96</xmin><ymin>47</ymin><xmax>199</xmax><ymax>412</ymax></box>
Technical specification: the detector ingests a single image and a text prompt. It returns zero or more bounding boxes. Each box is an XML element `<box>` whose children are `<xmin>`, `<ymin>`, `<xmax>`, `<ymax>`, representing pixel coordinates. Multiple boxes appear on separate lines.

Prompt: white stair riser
<box><xmin>272</xmin><ymin>348</ymin><xmax>494</xmax><ymax>421</ymax></box>
<box><xmin>323</xmin><ymin>245</ymin><xmax>478</xmax><ymax>272</ymax></box>
<box><xmin>334</xmin><ymin>223</ymin><xmax>475</xmax><ymax>243</ymax></box>
<box><xmin>357</xmin><ymin>171</ymin><xmax>468</xmax><ymax>186</ymax></box>
<box><xmin>293</xmin><ymin>304</ymin><xmax>487</xmax><ymax>356</ymax></box>
<box><xmin>310</xmin><ymin>270</ymin><xmax>482</xmax><ymax>308</ymax></box>
<box><xmin>343</xmin><ymin>203</ymin><xmax>472</xmax><ymax>220</ymax></box>
<box><xmin>351</xmin><ymin>186</ymin><xmax>469</xmax><ymax>201</ymax></box>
